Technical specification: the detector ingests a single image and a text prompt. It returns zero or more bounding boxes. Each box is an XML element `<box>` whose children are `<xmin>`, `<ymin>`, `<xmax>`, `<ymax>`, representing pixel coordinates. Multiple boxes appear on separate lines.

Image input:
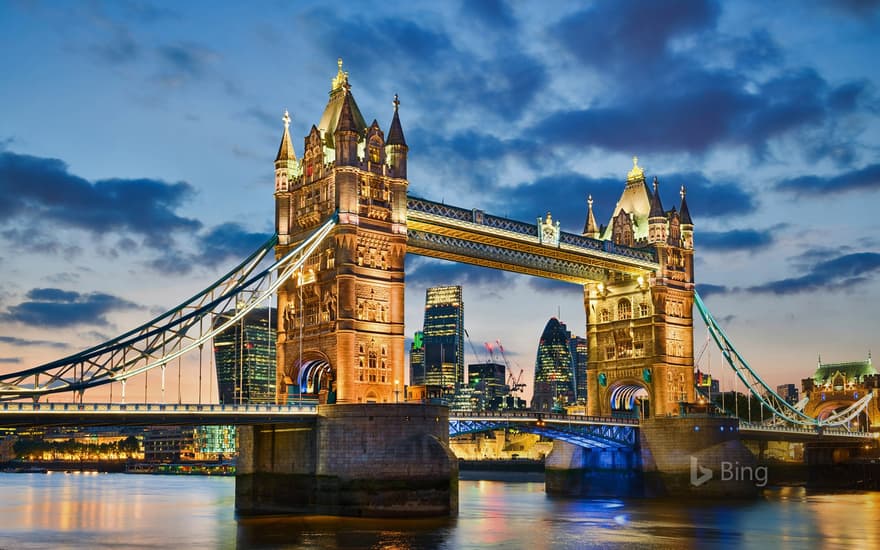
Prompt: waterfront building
<box><xmin>531</xmin><ymin>318</ymin><xmax>576</xmax><ymax>411</ymax></box>
<box><xmin>421</xmin><ymin>286</ymin><xmax>464</xmax><ymax>396</ymax></box>
<box><xmin>409</xmin><ymin>330</ymin><xmax>426</xmax><ymax>386</ymax></box>
<box><xmin>776</xmin><ymin>383</ymin><xmax>799</xmax><ymax>405</ymax></box>
<box><xmin>801</xmin><ymin>353</ymin><xmax>879</xmax><ymax>431</ymax></box>
<box><xmin>213</xmin><ymin>307</ymin><xmax>277</xmax><ymax>404</ymax></box>
<box><xmin>193</xmin><ymin>425</ymin><xmax>236</xmax><ymax>461</ymax></box>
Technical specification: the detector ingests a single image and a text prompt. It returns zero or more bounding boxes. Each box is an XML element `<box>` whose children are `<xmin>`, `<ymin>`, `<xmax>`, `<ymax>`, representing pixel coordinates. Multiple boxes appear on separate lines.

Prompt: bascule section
<box><xmin>273</xmin><ymin>59</ymin><xmax>409</xmax><ymax>405</ymax></box>
<box><xmin>586</xmin><ymin>158</ymin><xmax>696</xmax><ymax>417</ymax></box>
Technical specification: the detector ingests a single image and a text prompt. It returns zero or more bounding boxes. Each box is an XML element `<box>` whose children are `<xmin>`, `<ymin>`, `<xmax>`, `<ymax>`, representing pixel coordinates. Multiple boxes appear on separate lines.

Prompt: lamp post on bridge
<box><xmin>394</xmin><ymin>379</ymin><xmax>400</xmax><ymax>403</ymax></box>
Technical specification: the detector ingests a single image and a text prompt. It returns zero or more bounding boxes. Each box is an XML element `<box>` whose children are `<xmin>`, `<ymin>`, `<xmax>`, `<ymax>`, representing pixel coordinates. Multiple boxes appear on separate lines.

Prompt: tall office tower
<box><xmin>569</xmin><ymin>335</ymin><xmax>589</xmax><ymax>404</ymax></box>
<box><xmin>213</xmin><ymin>307</ymin><xmax>277</xmax><ymax>404</ymax></box>
<box><xmin>531</xmin><ymin>317</ymin><xmax>576</xmax><ymax>411</ymax></box>
<box><xmin>422</xmin><ymin>285</ymin><xmax>464</xmax><ymax>394</ymax></box>
<box><xmin>409</xmin><ymin>331</ymin><xmax>426</xmax><ymax>386</ymax></box>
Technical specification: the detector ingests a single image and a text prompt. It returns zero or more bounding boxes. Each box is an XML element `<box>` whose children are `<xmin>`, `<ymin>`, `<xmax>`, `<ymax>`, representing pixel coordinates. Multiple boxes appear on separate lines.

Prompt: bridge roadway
<box><xmin>0</xmin><ymin>403</ymin><xmax>873</xmax><ymax>444</ymax></box>
<box><xmin>0</xmin><ymin>401</ymin><xmax>318</xmax><ymax>427</ymax></box>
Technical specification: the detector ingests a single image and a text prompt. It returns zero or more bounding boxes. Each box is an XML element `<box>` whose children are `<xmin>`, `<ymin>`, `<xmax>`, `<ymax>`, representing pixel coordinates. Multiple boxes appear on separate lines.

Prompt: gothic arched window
<box><xmin>618</xmin><ymin>298</ymin><xmax>632</xmax><ymax>320</ymax></box>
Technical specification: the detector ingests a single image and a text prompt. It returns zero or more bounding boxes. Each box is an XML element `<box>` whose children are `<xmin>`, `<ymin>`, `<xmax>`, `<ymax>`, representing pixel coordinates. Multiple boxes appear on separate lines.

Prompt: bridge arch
<box><xmin>606</xmin><ymin>380</ymin><xmax>651</xmax><ymax>418</ymax></box>
<box><xmin>813</xmin><ymin>400</ymin><xmax>871</xmax><ymax>431</ymax></box>
<box><xmin>283</xmin><ymin>350</ymin><xmax>335</xmax><ymax>403</ymax></box>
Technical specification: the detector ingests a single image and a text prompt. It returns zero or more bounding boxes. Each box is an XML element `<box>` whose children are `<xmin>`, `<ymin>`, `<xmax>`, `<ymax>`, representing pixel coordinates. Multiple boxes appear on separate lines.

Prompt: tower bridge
<box><xmin>1</xmin><ymin>59</ymin><xmax>877</xmax><ymax>515</ymax></box>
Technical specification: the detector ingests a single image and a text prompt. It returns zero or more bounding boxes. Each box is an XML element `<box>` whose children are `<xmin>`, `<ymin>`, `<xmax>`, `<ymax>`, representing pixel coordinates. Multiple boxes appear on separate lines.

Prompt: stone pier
<box><xmin>545</xmin><ymin>416</ymin><xmax>759</xmax><ymax>498</ymax></box>
<box><xmin>236</xmin><ymin>403</ymin><xmax>458</xmax><ymax>517</ymax></box>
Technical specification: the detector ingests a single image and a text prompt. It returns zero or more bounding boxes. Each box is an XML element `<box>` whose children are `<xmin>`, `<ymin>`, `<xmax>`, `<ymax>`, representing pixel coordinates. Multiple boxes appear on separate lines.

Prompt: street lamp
<box><xmin>394</xmin><ymin>380</ymin><xmax>400</xmax><ymax>403</ymax></box>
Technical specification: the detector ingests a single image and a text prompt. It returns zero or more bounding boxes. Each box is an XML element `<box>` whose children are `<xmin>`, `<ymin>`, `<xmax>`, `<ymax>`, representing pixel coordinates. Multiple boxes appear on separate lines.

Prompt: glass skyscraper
<box><xmin>531</xmin><ymin>317</ymin><xmax>576</xmax><ymax>412</ymax></box>
<box><xmin>569</xmin><ymin>335</ymin><xmax>589</xmax><ymax>404</ymax></box>
<box><xmin>213</xmin><ymin>307</ymin><xmax>277</xmax><ymax>404</ymax></box>
<box><xmin>409</xmin><ymin>330</ymin><xmax>426</xmax><ymax>386</ymax></box>
<box><xmin>421</xmin><ymin>285</ymin><xmax>464</xmax><ymax>395</ymax></box>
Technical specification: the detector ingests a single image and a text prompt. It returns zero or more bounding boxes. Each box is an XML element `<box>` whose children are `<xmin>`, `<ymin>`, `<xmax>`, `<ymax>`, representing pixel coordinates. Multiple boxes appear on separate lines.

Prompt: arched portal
<box><xmin>815</xmin><ymin>402</ymin><xmax>870</xmax><ymax>431</ymax></box>
<box><xmin>283</xmin><ymin>351</ymin><xmax>335</xmax><ymax>404</ymax></box>
<box><xmin>608</xmin><ymin>382</ymin><xmax>650</xmax><ymax>418</ymax></box>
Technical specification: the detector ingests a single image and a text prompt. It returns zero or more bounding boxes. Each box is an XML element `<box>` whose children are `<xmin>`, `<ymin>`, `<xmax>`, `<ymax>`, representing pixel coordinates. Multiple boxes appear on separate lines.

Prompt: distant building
<box><xmin>776</xmin><ymin>383</ymin><xmax>799</xmax><ymax>405</ymax></box>
<box><xmin>531</xmin><ymin>318</ymin><xmax>576</xmax><ymax>412</ymax></box>
<box><xmin>409</xmin><ymin>330</ymin><xmax>425</xmax><ymax>386</ymax></box>
<box><xmin>467</xmin><ymin>362</ymin><xmax>506</xmax><ymax>412</ymax></box>
<box><xmin>192</xmin><ymin>425</ymin><xmax>236</xmax><ymax>461</ymax></box>
<box><xmin>421</xmin><ymin>286</ymin><xmax>464</xmax><ymax>395</ymax></box>
<box><xmin>213</xmin><ymin>307</ymin><xmax>277</xmax><ymax>404</ymax></box>
<box><xmin>695</xmin><ymin>369</ymin><xmax>720</xmax><ymax>395</ymax></box>
<box><xmin>569</xmin><ymin>335</ymin><xmax>588</xmax><ymax>404</ymax></box>
<box><xmin>143</xmin><ymin>426</ymin><xmax>195</xmax><ymax>463</ymax></box>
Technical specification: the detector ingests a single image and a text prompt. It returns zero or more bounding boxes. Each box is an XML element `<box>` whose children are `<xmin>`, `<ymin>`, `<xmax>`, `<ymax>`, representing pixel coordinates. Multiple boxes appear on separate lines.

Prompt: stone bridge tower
<box><xmin>585</xmin><ymin>158</ymin><xmax>695</xmax><ymax>417</ymax></box>
<box><xmin>273</xmin><ymin>60</ymin><xmax>408</xmax><ymax>404</ymax></box>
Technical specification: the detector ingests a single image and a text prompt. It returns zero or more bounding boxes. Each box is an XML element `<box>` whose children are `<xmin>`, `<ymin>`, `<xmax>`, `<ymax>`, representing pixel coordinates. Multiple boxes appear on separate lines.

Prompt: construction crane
<box><xmin>496</xmin><ymin>340</ymin><xmax>526</xmax><ymax>394</ymax></box>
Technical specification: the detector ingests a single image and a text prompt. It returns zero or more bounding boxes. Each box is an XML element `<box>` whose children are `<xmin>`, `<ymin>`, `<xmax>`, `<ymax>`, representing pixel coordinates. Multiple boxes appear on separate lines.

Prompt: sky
<box><xmin>1</xmin><ymin>0</ymin><xmax>878</xmax><ymax>404</ymax></box>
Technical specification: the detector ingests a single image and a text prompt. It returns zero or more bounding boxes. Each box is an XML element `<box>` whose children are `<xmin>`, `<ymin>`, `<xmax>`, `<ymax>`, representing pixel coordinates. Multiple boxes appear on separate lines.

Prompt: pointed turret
<box><xmin>647</xmin><ymin>177</ymin><xmax>667</xmax><ymax>244</ymax></box>
<box><xmin>679</xmin><ymin>185</ymin><xmax>694</xmax><ymax>249</ymax></box>
<box><xmin>582</xmin><ymin>195</ymin><xmax>600</xmax><ymax>238</ymax></box>
<box><xmin>334</xmin><ymin>87</ymin><xmax>359</xmax><ymax>166</ymax></box>
<box><xmin>387</xmin><ymin>94</ymin><xmax>407</xmax><ymax>146</ymax></box>
<box><xmin>386</xmin><ymin>94</ymin><xmax>408</xmax><ymax>178</ymax></box>
<box><xmin>679</xmin><ymin>185</ymin><xmax>693</xmax><ymax>226</ymax></box>
<box><xmin>274</xmin><ymin>110</ymin><xmax>298</xmax><ymax>194</ymax></box>
<box><xmin>649</xmin><ymin>177</ymin><xmax>664</xmax><ymax>218</ymax></box>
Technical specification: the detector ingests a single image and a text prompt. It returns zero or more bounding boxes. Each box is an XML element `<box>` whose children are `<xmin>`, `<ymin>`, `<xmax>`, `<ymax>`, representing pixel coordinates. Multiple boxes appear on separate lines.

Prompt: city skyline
<box><xmin>1</xmin><ymin>1</ymin><xmax>878</xmax><ymax>404</ymax></box>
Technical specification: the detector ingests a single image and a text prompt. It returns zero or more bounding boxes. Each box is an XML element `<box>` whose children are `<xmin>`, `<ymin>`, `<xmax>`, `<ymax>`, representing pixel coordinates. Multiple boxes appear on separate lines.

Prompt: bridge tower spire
<box><xmin>585</xmin><ymin>157</ymin><xmax>696</xmax><ymax>417</ymax></box>
<box><xmin>274</xmin><ymin>59</ymin><xmax>408</xmax><ymax>405</ymax></box>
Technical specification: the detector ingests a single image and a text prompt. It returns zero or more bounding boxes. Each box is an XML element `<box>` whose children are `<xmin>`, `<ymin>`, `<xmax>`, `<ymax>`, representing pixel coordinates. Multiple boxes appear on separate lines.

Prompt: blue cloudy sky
<box><xmin>1</xmin><ymin>0</ymin><xmax>878</xmax><ymax>402</ymax></box>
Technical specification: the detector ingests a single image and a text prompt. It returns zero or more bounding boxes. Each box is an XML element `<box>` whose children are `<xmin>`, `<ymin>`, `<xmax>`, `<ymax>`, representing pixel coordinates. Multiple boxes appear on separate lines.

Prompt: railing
<box><xmin>450</xmin><ymin>411</ymin><xmax>639</xmax><ymax>426</ymax></box>
<box><xmin>407</xmin><ymin>196</ymin><xmax>657</xmax><ymax>264</ymax></box>
<box><xmin>0</xmin><ymin>401</ymin><xmax>319</xmax><ymax>414</ymax></box>
<box><xmin>740</xmin><ymin>421</ymin><xmax>876</xmax><ymax>439</ymax></box>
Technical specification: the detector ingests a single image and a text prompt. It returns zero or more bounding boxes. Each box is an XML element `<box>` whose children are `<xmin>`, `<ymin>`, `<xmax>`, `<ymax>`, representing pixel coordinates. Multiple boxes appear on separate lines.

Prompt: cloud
<box><xmin>405</xmin><ymin>257</ymin><xmax>510</xmax><ymax>287</ymax></box>
<box><xmin>155</xmin><ymin>42</ymin><xmax>220</xmax><ymax>87</ymax></box>
<box><xmin>0</xmin><ymin>357</ymin><xmax>21</xmax><ymax>364</ymax></box>
<box><xmin>552</xmin><ymin>0</ymin><xmax>720</xmax><ymax>77</ymax></box>
<box><xmin>0</xmin><ymin>288</ymin><xmax>143</xmax><ymax>327</ymax></box>
<box><xmin>90</xmin><ymin>26</ymin><xmax>139</xmax><ymax>65</ymax></box>
<box><xmin>0</xmin><ymin>335</ymin><xmax>69</xmax><ymax>349</ymax></box>
<box><xmin>526</xmin><ymin>278</ymin><xmax>582</xmax><ymax>295</ymax></box>
<box><xmin>696</xmin><ymin>283</ymin><xmax>731</xmax><ymax>298</ymax></box>
<box><xmin>821</xmin><ymin>0</ymin><xmax>880</xmax><ymax>17</ymax></box>
<box><xmin>748</xmin><ymin>252</ymin><xmax>880</xmax><ymax>295</ymax></box>
<box><xmin>0</xmin><ymin>150</ymin><xmax>201</xmax><ymax>249</ymax></box>
<box><xmin>196</xmin><ymin>223</ymin><xmax>272</xmax><ymax>268</ymax></box>
<box><xmin>537</xmin><ymin>2</ymin><xmax>874</xmax><ymax>160</ymax></box>
<box><xmin>775</xmin><ymin>163</ymin><xmax>880</xmax><ymax>197</ymax></box>
<box><xmin>495</xmin><ymin>170</ymin><xmax>755</xmax><ymax>233</ymax></box>
<box><xmin>697</xmin><ymin>227</ymin><xmax>777</xmax><ymax>253</ymax></box>
<box><xmin>302</xmin><ymin>10</ymin><xmax>547</xmax><ymax>123</ymax></box>
<box><xmin>460</xmin><ymin>0</ymin><xmax>517</xmax><ymax>30</ymax></box>
<box><xmin>146</xmin><ymin>222</ymin><xmax>272</xmax><ymax>276</ymax></box>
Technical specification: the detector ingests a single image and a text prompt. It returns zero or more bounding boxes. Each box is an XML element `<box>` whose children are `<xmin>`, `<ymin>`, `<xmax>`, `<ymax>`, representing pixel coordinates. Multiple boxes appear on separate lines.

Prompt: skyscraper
<box><xmin>213</xmin><ymin>307</ymin><xmax>277</xmax><ymax>404</ymax></box>
<box><xmin>569</xmin><ymin>335</ymin><xmax>589</xmax><ymax>404</ymax></box>
<box><xmin>531</xmin><ymin>318</ymin><xmax>576</xmax><ymax>412</ymax></box>
<box><xmin>422</xmin><ymin>285</ymin><xmax>464</xmax><ymax>395</ymax></box>
<box><xmin>409</xmin><ymin>331</ymin><xmax>426</xmax><ymax>386</ymax></box>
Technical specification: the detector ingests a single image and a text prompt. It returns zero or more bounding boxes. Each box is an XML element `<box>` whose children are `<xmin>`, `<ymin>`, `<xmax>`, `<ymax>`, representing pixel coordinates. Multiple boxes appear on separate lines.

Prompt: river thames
<box><xmin>0</xmin><ymin>473</ymin><xmax>877</xmax><ymax>549</ymax></box>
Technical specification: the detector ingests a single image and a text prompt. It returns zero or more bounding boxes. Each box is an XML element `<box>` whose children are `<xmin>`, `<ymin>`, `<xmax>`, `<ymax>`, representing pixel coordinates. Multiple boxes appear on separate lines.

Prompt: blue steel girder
<box><xmin>449</xmin><ymin>419</ymin><xmax>637</xmax><ymax>450</ymax></box>
<box><xmin>406</xmin><ymin>197</ymin><xmax>658</xmax><ymax>283</ymax></box>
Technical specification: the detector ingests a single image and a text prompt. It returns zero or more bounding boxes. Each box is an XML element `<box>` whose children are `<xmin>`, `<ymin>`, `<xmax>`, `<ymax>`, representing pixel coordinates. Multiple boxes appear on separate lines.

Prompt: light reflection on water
<box><xmin>0</xmin><ymin>473</ymin><xmax>878</xmax><ymax>549</ymax></box>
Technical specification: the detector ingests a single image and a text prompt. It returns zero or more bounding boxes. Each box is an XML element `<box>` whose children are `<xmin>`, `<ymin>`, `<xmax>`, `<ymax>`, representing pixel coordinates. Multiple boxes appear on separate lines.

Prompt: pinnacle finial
<box><xmin>332</xmin><ymin>57</ymin><xmax>349</xmax><ymax>91</ymax></box>
<box><xmin>588</xmin><ymin>195</ymin><xmax>593</xmax><ymax>208</ymax></box>
<box><xmin>627</xmin><ymin>155</ymin><xmax>644</xmax><ymax>180</ymax></box>
<box><xmin>653</xmin><ymin>175</ymin><xmax>658</xmax><ymax>192</ymax></box>
<box><xmin>680</xmin><ymin>184</ymin><xmax>686</xmax><ymax>199</ymax></box>
<box><xmin>282</xmin><ymin>109</ymin><xmax>291</xmax><ymax>130</ymax></box>
<box><xmin>393</xmin><ymin>93</ymin><xmax>400</xmax><ymax>111</ymax></box>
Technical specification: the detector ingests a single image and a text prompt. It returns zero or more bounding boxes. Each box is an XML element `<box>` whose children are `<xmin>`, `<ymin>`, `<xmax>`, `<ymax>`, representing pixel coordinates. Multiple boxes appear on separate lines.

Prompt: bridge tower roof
<box><xmin>317</xmin><ymin>58</ymin><xmax>367</xmax><ymax>148</ymax></box>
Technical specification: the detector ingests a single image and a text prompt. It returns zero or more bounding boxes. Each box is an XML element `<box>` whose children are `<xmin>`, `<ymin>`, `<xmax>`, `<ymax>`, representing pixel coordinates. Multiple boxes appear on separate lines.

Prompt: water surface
<box><xmin>0</xmin><ymin>473</ymin><xmax>877</xmax><ymax>549</ymax></box>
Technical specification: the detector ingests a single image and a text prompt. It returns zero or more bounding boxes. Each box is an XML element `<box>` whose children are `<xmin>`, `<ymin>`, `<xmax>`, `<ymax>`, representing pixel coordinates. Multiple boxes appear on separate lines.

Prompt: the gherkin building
<box><xmin>531</xmin><ymin>318</ymin><xmax>576</xmax><ymax>411</ymax></box>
